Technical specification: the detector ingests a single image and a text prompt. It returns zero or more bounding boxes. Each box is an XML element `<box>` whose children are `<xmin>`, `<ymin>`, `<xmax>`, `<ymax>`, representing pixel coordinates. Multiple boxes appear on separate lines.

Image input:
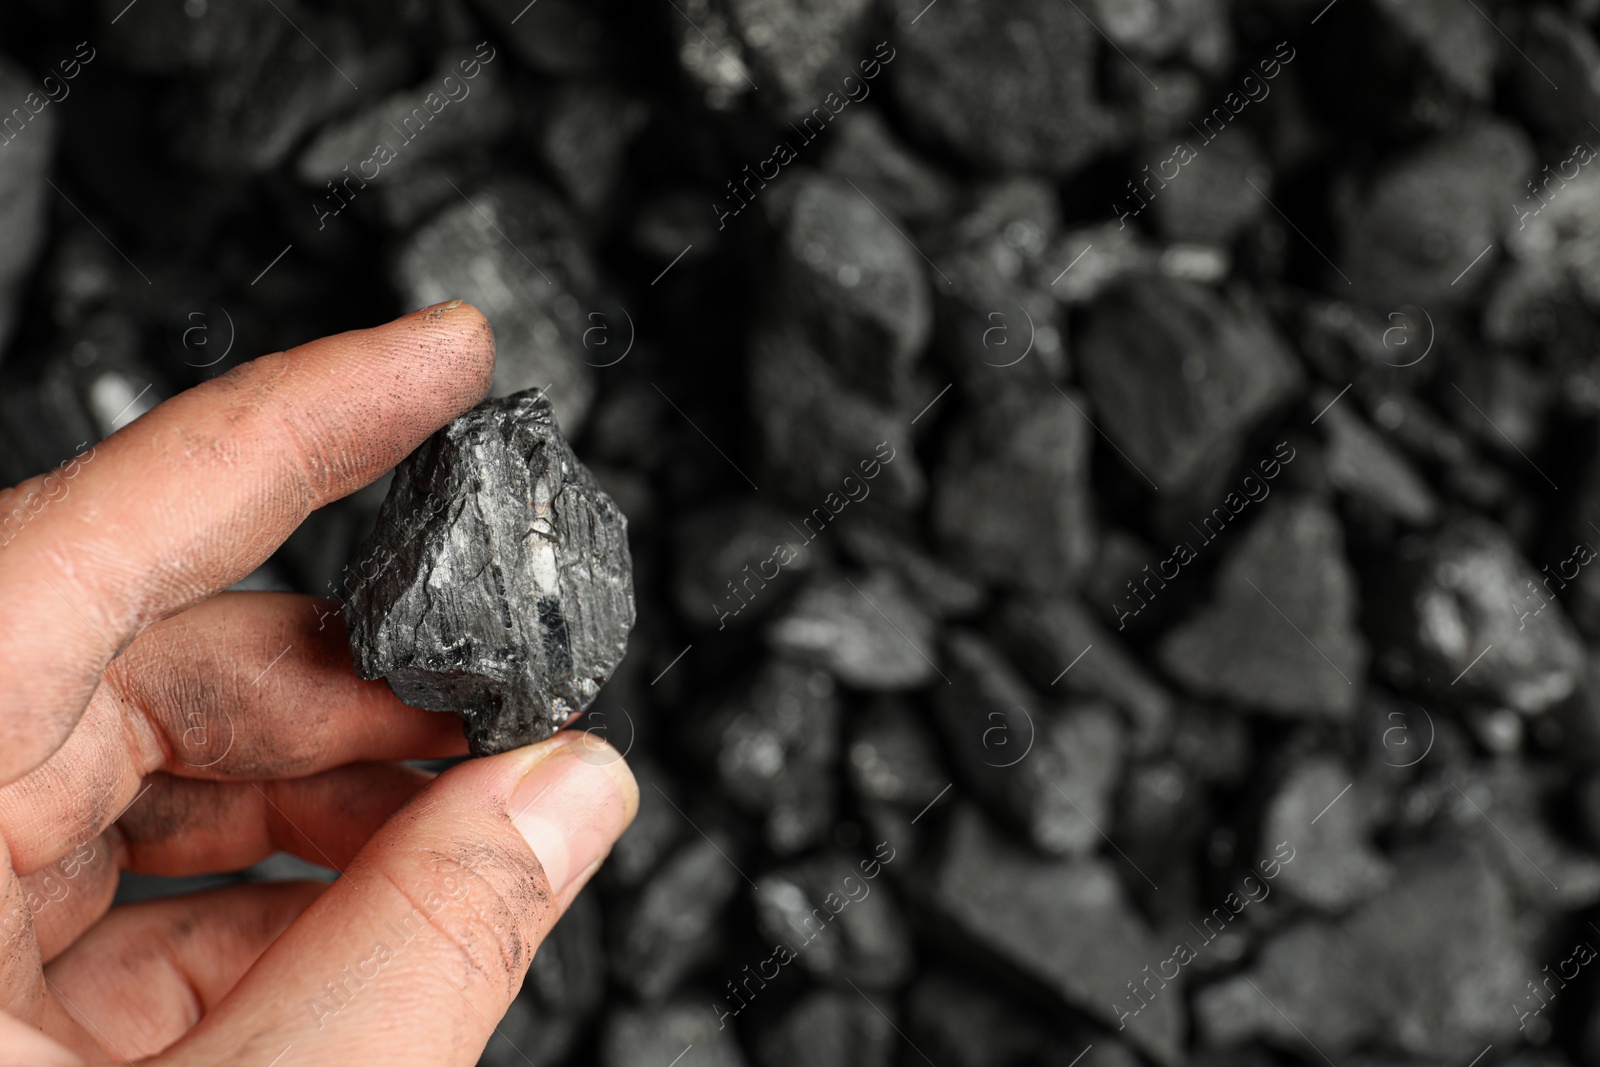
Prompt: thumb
<box><xmin>156</xmin><ymin>730</ymin><xmax>637</xmax><ymax>1067</ymax></box>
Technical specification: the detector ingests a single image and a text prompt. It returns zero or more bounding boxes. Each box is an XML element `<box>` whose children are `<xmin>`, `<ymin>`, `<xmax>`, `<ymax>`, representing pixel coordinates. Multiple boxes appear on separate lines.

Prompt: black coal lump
<box><xmin>343</xmin><ymin>387</ymin><xmax>635</xmax><ymax>755</ymax></box>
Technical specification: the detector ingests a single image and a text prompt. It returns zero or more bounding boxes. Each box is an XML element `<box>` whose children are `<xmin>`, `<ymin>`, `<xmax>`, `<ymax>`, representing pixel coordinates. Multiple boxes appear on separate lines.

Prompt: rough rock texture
<box><xmin>1160</xmin><ymin>498</ymin><xmax>1369</xmax><ymax>719</ymax></box>
<box><xmin>343</xmin><ymin>388</ymin><xmax>635</xmax><ymax>755</ymax></box>
<box><xmin>1263</xmin><ymin>757</ymin><xmax>1393</xmax><ymax>911</ymax></box>
<box><xmin>602</xmin><ymin>1001</ymin><xmax>751</xmax><ymax>1067</ymax></box>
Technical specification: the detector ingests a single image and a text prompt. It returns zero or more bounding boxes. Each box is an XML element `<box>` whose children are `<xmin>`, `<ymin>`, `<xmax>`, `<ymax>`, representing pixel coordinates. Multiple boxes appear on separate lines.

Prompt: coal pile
<box><xmin>11</xmin><ymin>0</ymin><xmax>1600</xmax><ymax>1065</ymax></box>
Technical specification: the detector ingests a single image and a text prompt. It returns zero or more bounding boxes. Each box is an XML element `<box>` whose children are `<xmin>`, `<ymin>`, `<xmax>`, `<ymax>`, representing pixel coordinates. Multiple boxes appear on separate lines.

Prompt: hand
<box><xmin>0</xmin><ymin>302</ymin><xmax>638</xmax><ymax>1066</ymax></box>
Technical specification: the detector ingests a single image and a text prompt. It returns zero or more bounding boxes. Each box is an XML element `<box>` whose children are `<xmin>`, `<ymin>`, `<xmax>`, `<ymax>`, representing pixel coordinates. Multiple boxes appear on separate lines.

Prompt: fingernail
<box><xmin>508</xmin><ymin>736</ymin><xmax>636</xmax><ymax>896</ymax></box>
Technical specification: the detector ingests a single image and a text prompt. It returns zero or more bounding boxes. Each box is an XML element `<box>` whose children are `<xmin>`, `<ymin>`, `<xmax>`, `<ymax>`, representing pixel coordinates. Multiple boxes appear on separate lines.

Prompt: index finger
<box><xmin>0</xmin><ymin>300</ymin><xmax>495</xmax><ymax>785</ymax></box>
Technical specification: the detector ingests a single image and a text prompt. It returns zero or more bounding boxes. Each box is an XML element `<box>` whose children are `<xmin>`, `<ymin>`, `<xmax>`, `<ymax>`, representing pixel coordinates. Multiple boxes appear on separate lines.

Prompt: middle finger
<box><xmin>0</xmin><ymin>591</ymin><xmax>467</xmax><ymax>875</ymax></box>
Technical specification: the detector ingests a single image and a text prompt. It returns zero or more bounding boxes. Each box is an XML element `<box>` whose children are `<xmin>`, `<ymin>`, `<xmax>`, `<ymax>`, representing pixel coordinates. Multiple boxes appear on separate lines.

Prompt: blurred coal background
<box><xmin>10</xmin><ymin>0</ymin><xmax>1600</xmax><ymax>1064</ymax></box>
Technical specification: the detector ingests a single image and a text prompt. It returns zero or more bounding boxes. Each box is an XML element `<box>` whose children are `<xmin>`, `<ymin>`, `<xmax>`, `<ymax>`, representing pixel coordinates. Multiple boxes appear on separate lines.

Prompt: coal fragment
<box><xmin>1195</xmin><ymin>846</ymin><xmax>1529</xmax><ymax>1059</ymax></box>
<box><xmin>1263</xmin><ymin>757</ymin><xmax>1392</xmax><ymax>911</ymax></box>
<box><xmin>1371</xmin><ymin>0</ymin><xmax>1499</xmax><ymax>101</ymax></box>
<box><xmin>672</xmin><ymin>501</ymin><xmax>823</xmax><ymax>631</ymax></box>
<box><xmin>1148</xmin><ymin>131</ymin><xmax>1269</xmax><ymax>246</ymax></box>
<box><xmin>1159</xmin><ymin>498</ymin><xmax>1368</xmax><ymax>719</ymax></box>
<box><xmin>933</xmin><ymin>805</ymin><xmax>1184</xmax><ymax>1065</ymax></box>
<box><xmin>834</xmin><ymin>516</ymin><xmax>984</xmax><ymax>617</ymax></box>
<box><xmin>931</xmin><ymin>389</ymin><xmax>1096</xmax><ymax>595</ymax></box>
<box><xmin>847</xmin><ymin>697</ymin><xmax>949</xmax><ymax>809</ymax></box>
<box><xmin>343</xmin><ymin>387</ymin><xmax>635</xmax><ymax>756</ymax></box>
<box><xmin>394</xmin><ymin>179</ymin><xmax>601</xmax><ymax>432</ymax></box>
<box><xmin>770</xmin><ymin>174</ymin><xmax>932</xmax><ymax>407</ymax></box>
<box><xmin>821</xmin><ymin>109</ymin><xmax>959</xmax><ymax>225</ymax></box>
<box><xmin>995</xmin><ymin>596</ymin><xmax>1176</xmax><ymax>754</ymax></box>
<box><xmin>722</xmin><ymin>0</ymin><xmax>875</xmax><ymax>116</ymax></box>
<box><xmin>1078</xmin><ymin>277</ymin><xmax>1303</xmax><ymax>490</ymax></box>
<box><xmin>602</xmin><ymin>1002</ymin><xmax>751</xmax><ymax>1067</ymax></box>
<box><xmin>1336</xmin><ymin>120</ymin><xmax>1532</xmax><ymax>305</ymax></box>
<box><xmin>939</xmin><ymin>633</ymin><xmax>1125</xmax><ymax>857</ymax></box>
<box><xmin>752</xmin><ymin>850</ymin><xmax>912</xmax><ymax>987</ymax></box>
<box><xmin>887</xmin><ymin>0</ymin><xmax>1120</xmax><ymax>176</ymax></box>
<box><xmin>0</xmin><ymin>57</ymin><xmax>54</xmax><ymax>357</ymax></box>
<box><xmin>611</xmin><ymin>831</ymin><xmax>743</xmax><ymax>1000</ymax></box>
<box><xmin>710</xmin><ymin>661</ymin><xmax>840</xmax><ymax>854</ymax></box>
<box><xmin>538</xmin><ymin>82</ymin><xmax>650</xmax><ymax>214</ymax></box>
<box><xmin>754</xmin><ymin>990</ymin><xmax>895</xmax><ymax>1067</ymax></box>
<box><xmin>766</xmin><ymin>570</ymin><xmax>939</xmax><ymax>689</ymax></box>
<box><xmin>1317</xmin><ymin>396</ymin><xmax>1439</xmax><ymax>525</ymax></box>
<box><xmin>1367</xmin><ymin>518</ymin><xmax>1584</xmax><ymax>713</ymax></box>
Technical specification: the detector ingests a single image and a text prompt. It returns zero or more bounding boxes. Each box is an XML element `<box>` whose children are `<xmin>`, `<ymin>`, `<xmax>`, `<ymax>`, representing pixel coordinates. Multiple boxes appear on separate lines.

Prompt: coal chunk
<box><xmin>1078</xmin><ymin>276</ymin><xmax>1303</xmax><ymax>490</ymax></box>
<box><xmin>1336</xmin><ymin>120</ymin><xmax>1532</xmax><ymax>305</ymax></box>
<box><xmin>343</xmin><ymin>387</ymin><xmax>635</xmax><ymax>756</ymax></box>
<box><xmin>1159</xmin><ymin>498</ymin><xmax>1368</xmax><ymax>720</ymax></box>
<box><xmin>931</xmin><ymin>388</ymin><xmax>1096</xmax><ymax>595</ymax></box>
<box><xmin>709</xmin><ymin>660</ymin><xmax>840</xmax><ymax>854</ymax></box>
<box><xmin>394</xmin><ymin>179</ymin><xmax>602</xmax><ymax>432</ymax></box>
<box><xmin>1367</xmin><ymin>518</ymin><xmax>1584</xmax><ymax>713</ymax></box>
<box><xmin>755</xmin><ymin>990</ymin><xmax>895</xmax><ymax>1067</ymax></box>
<box><xmin>887</xmin><ymin>0</ymin><xmax>1120</xmax><ymax>176</ymax></box>
<box><xmin>0</xmin><ymin>56</ymin><xmax>55</xmax><ymax>356</ymax></box>
<box><xmin>995</xmin><ymin>596</ymin><xmax>1176</xmax><ymax>754</ymax></box>
<box><xmin>1194</xmin><ymin>846</ymin><xmax>1529</xmax><ymax>1059</ymax></box>
<box><xmin>933</xmin><ymin>805</ymin><xmax>1184</xmax><ymax>1065</ymax></box>
<box><xmin>752</xmin><ymin>849</ymin><xmax>912</xmax><ymax>987</ymax></box>
<box><xmin>672</xmin><ymin>500</ymin><xmax>823</xmax><ymax>631</ymax></box>
<box><xmin>766</xmin><ymin>570</ymin><xmax>939</xmax><ymax>689</ymax></box>
<box><xmin>1262</xmin><ymin>757</ymin><xmax>1392</xmax><ymax>911</ymax></box>
<box><xmin>602</xmin><ymin>1002</ymin><xmax>751</xmax><ymax>1067</ymax></box>
<box><xmin>769</xmin><ymin>173</ymin><xmax>932</xmax><ymax>407</ymax></box>
<box><xmin>611</xmin><ymin>831</ymin><xmax>743</xmax><ymax>999</ymax></box>
<box><xmin>939</xmin><ymin>633</ymin><xmax>1126</xmax><ymax>857</ymax></box>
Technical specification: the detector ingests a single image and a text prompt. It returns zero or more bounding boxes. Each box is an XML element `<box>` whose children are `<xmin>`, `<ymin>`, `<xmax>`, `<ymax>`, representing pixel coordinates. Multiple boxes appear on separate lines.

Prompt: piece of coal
<box><xmin>766</xmin><ymin>570</ymin><xmax>939</xmax><ymax>690</ymax></box>
<box><xmin>994</xmin><ymin>596</ymin><xmax>1176</xmax><ymax>755</ymax></box>
<box><xmin>752</xmin><ymin>850</ymin><xmax>912</xmax><ymax>987</ymax></box>
<box><xmin>0</xmin><ymin>54</ymin><xmax>54</xmax><ymax>357</ymax></box>
<box><xmin>394</xmin><ymin>178</ymin><xmax>602</xmax><ymax>432</ymax></box>
<box><xmin>887</xmin><ymin>0</ymin><xmax>1120</xmax><ymax>176</ymax></box>
<box><xmin>1158</xmin><ymin>498</ymin><xmax>1369</xmax><ymax>720</ymax></box>
<box><xmin>342</xmin><ymin>387</ymin><xmax>635</xmax><ymax>756</ymax></box>
<box><xmin>708</xmin><ymin>660</ymin><xmax>840</xmax><ymax>854</ymax></box>
<box><xmin>602</xmin><ymin>1001</ymin><xmax>751</xmax><ymax>1067</ymax></box>
<box><xmin>933</xmin><ymin>805</ymin><xmax>1184</xmax><ymax>1066</ymax></box>
<box><xmin>1262</xmin><ymin>756</ymin><xmax>1392</xmax><ymax>912</ymax></box>
<box><xmin>938</xmin><ymin>632</ymin><xmax>1125</xmax><ymax>857</ymax></box>
<box><xmin>721</xmin><ymin>0</ymin><xmax>875</xmax><ymax>117</ymax></box>
<box><xmin>1194</xmin><ymin>845</ymin><xmax>1528</xmax><ymax>1059</ymax></box>
<box><xmin>1078</xmin><ymin>276</ymin><xmax>1303</xmax><ymax>491</ymax></box>
<box><xmin>754</xmin><ymin>990</ymin><xmax>896</xmax><ymax>1067</ymax></box>
<box><xmin>1366</xmin><ymin>517</ymin><xmax>1583</xmax><ymax>713</ymax></box>
<box><xmin>821</xmin><ymin>109</ymin><xmax>959</xmax><ymax>226</ymax></box>
<box><xmin>611</xmin><ymin>831</ymin><xmax>743</xmax><ymax>1000</ymax></box>
<box><xmin>931</xmin><ymin>388</ymin><xmax>1096</xmax><ymax>595</ymax></box>
<box><xmin>1335</xmin><ymin>119</ymin><xmax>1532</xmax><ymax>306</ymax></box>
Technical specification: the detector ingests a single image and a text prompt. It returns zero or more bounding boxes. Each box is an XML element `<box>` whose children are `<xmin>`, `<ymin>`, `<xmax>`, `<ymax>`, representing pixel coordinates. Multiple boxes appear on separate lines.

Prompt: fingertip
<box><xmin>405</xmin><ymin>299</ymin><xmax>496</xmax><ymax>406</ymax></box>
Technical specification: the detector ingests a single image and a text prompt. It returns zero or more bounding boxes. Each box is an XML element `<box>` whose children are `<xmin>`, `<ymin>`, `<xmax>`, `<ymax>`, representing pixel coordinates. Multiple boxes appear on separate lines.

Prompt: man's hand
<box><xmin>0</xmin><ymin>301</ymin><xmax>638</xmax><ymax>1066</ymax></box>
